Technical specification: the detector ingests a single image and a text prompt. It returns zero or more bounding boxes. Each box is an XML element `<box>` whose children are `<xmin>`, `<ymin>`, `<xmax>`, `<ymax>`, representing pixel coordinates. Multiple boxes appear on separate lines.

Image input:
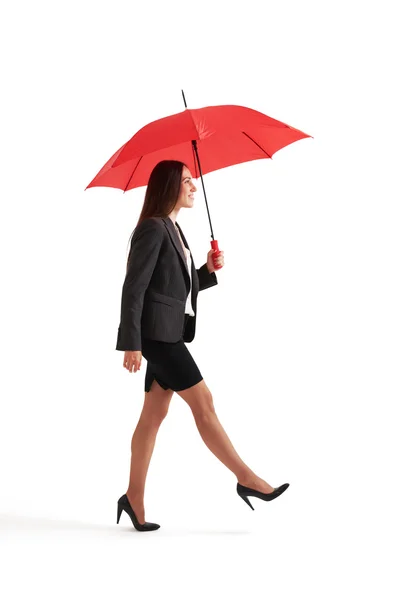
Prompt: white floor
<box><xmin>1</xmin><ymin>474</ymin><xmax>397</xmax><ymax>600</ymax></box>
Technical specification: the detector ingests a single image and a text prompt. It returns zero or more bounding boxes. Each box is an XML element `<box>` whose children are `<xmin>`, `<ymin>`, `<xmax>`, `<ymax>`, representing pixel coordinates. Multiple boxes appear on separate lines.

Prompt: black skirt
<box><xmin>142</xmin><ymin>314</ymin><xmax>203</xmax><ymax>393</ymax></box>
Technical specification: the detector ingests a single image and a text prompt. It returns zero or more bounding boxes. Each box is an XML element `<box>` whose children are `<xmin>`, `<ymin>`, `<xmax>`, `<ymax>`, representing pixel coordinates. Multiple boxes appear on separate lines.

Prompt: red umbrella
<box><xmin>86</xmin><ymin>91</ymin><xmax>312</xmax><ymax>269</ymax></box>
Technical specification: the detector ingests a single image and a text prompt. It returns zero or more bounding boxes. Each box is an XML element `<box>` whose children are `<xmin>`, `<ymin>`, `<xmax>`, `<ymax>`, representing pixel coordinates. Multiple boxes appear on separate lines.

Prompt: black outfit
<box><xmin>143</xmin><ymin>314</ymin><xmax>203</xmax><ymax>392</ymax></box>
<box><xmin>116</xmin><ymin>216</ymin><xmax>218</xmax><ymax>392</ymax></box>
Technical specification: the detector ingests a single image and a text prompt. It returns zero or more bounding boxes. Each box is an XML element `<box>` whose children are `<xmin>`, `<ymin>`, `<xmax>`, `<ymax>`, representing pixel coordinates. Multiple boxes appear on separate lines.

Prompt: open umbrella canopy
<box><xmin>85</xmin><ymin>104</ymin><xmax>311</xmax><ymax>192</ymax></box>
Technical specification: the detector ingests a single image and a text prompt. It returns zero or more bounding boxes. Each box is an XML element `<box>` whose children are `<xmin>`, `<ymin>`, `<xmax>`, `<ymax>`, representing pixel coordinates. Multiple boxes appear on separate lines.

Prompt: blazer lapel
<box><xmin>162</xmin><ymin>216</ymin><xmax>191</xmax><ymax>280</ymax></box>
<box><xmin>177</xmin><ymin>221</ymin><xmax>199</xmax><ymax>305</ymax></box>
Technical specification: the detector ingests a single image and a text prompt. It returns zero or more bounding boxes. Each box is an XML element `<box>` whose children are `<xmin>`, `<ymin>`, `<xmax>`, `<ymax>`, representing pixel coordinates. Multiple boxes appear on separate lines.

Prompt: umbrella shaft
<box><xmin>181</xmin><ymin>90</ymin><xmax>214</xmax><ymax>241</ymax></box>
<box><xmin>192</xmin><ymin>140</ymin><xmax>214</xmax><ymax>241</ymax></box>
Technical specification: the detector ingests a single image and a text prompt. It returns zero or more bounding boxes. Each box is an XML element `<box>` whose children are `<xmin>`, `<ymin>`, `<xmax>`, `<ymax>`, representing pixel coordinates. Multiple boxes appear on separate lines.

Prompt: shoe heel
<box><xmin>116</xmin><ymin>494</ymin><xmax>161</xmax><ymax>531</ymax></box>
<box><xmin>117</xmin><ymin>503</ymin><xmax>123</xmax><ymax>524</ymax></box>
<box><xmin>239</xmin><ymin>493</ymin><xmax>254</xmax><ymax>510</ymax></box>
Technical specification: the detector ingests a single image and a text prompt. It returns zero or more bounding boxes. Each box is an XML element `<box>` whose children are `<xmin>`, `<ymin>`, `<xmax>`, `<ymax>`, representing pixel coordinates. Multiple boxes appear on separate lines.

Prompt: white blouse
<box><xmin>183</xmin><ymin>246</ymin><xmax>195</xmax><ymax>317</ymax></box>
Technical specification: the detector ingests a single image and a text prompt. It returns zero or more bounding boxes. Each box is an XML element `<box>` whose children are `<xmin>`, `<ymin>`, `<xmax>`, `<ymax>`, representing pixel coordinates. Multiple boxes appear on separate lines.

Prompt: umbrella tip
<box><xmin>181</xmin><ymin>89</ymin><xmax>187</xmax><ymax>109</ymax></box>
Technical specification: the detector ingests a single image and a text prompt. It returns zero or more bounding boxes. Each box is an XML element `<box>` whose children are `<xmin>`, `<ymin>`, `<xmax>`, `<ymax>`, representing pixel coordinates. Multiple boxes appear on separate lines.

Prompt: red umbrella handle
<box><xmin>211</xmin><ymin>240</ymin><xmax>222</xmax><ymax>270</ymax></box>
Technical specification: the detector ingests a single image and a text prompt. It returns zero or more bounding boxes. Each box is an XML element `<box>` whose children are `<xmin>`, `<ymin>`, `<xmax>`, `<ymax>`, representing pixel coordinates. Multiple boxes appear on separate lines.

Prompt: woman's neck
<box><xmin>167</xmin><ymin>209</ymin><xmax>180</xmax><ymax>225</ymax></box>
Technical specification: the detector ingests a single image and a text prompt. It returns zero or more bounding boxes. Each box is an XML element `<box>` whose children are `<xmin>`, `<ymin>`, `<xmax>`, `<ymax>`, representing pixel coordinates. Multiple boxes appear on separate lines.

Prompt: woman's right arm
<box><xmin>116</xmin><ymin>218</ymin><xmax>164</xmax><ymax>353</ymax></box>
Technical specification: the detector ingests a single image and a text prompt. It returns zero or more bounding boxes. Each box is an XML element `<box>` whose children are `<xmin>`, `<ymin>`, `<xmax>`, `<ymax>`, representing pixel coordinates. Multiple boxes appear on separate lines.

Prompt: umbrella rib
<box><xmin>123</xmin><ymin>157</ymin><xmax>143</xmax><ymax>193</ymax></box>
<box><xmin>241</xmin><ymin>132</ymin><xmax>273</xmax><ymax>159</ymax></box>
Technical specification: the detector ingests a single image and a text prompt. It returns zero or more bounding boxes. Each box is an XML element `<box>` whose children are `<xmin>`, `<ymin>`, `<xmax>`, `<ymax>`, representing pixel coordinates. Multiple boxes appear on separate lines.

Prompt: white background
<box><xmin>1</xmin><ymin>0</ymin><xmax>399</xmax><ymax>598</ymax></box>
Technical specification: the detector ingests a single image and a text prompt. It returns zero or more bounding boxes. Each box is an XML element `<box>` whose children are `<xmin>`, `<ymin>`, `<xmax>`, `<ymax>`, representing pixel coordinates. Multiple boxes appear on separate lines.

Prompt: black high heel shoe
<box><xmin>117</xmin><ymin>494</ymin><xmax>160</xmax><ymax>531</ymax></box>
<box><xmin>237</xmin><ymin>482</ymin><xmax>290</xmax><ymax>510</ymax></box>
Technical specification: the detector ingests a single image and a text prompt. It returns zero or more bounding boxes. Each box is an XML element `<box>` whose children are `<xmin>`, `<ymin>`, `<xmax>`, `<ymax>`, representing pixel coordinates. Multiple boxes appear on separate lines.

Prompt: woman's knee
<box><xmin>141</xmin><ymin>382</ymin><xmax>173</xmax><ymax>425</ymax></box>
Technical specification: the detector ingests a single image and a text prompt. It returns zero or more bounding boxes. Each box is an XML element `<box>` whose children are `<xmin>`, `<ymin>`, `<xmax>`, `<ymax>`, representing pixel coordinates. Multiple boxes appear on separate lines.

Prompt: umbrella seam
<box><xmin>241</xmin><ymin>132</ymin><xmax>273</xmax><ymax>159</ymax></box>
<box><xmin>123</xmin><ymin>156</ymin><xmax>143</xmax><ymax>193</ymax></box>
<box><xmin>186</xmin><ymin>109</ymin><xmax>200</xmax><ymax>139</ymax></box>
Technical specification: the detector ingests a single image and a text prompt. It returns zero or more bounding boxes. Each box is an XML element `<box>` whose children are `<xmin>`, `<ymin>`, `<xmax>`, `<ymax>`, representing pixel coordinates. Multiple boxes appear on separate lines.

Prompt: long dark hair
<box><xmin>125</xmin><ymin>160</ymin><xmax>187</xmax><ymax>273</ymax></box>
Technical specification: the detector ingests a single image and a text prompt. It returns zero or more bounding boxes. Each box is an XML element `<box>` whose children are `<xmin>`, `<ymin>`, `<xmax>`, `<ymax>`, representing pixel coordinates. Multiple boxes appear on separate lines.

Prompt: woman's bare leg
<box><xmin>176</xmin><ymin>380</ymin><xmax>275</xmax><ymax>493</ymax></box>
<box><xmin>126</xmin><ymin>381</ymin><xmax>173</xmax><ymax>523</ymax></box>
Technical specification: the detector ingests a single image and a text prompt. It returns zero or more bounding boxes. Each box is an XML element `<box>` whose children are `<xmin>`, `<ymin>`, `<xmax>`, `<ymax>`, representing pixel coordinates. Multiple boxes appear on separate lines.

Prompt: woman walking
<box><xmin>116</xmin><ymin>160</ymin><xmax>289</xmax><ymax>531</ymax></box>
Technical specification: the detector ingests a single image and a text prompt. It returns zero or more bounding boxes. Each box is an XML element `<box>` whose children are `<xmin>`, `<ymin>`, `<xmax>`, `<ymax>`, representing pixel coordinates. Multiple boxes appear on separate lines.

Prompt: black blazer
<box><xmin>116</xmin><ymin>215</ymin><xmax>218</xmax><ymax>351</ymax></box>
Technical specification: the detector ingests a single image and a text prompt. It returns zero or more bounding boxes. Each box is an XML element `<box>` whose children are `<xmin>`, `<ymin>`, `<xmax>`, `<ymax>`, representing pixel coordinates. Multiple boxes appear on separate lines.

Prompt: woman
<box><xmin>115</xmin><ymin>160</ymin><xmax>289</xmax><ymax>531</ymax></box>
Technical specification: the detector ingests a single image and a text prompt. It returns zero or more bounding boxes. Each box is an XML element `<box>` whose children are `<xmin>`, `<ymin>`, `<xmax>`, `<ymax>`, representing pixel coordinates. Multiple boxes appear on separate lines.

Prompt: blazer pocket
<box><xmin>146</xmin><ymin>289</ymin><xmax>185</xmax><ymax>308</ymax></box>
<box><xmin>141</xmin><ymin>295</ymin><xmax>185</xmax><ymax>343</ymax></box>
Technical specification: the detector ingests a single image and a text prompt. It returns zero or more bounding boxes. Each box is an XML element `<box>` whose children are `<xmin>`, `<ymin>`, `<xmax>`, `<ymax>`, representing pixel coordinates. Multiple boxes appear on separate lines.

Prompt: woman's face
<box><xmin>176</xmin><ymin>166</ymin><xmax>197</xmax><ymax>208</ymax></box>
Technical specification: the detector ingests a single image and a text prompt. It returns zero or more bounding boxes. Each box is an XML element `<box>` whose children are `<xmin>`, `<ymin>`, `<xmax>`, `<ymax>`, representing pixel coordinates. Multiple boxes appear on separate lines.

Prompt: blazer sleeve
<box><xmin>196</xmin><ymin>263</ymin><xmax>218</xmax><ymax>291</ymax></box>
<box><xmin>116</xmin><ymin>219</ymin><xmax>164</xmax><ymax>352</ymax></box>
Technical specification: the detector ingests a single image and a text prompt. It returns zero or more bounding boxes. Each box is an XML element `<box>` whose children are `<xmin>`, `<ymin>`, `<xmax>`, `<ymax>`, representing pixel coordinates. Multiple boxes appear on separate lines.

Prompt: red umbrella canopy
<box><xmin>86</xmin><ymin>104</ymin><xmax>311</xmax><ymax>192</ymax></box>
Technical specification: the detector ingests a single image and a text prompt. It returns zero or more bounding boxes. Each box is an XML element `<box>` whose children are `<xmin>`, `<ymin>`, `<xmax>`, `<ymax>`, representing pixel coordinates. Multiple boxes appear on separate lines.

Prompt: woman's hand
<box><xmin>207</xmin><ymin>248</ymin><xmax>225</xmax><ymax>274</ymax></box>
<box><xmin>123</xmin><ymin>350</ymin><xmax>142</xmax><ymax>373</ymax></box>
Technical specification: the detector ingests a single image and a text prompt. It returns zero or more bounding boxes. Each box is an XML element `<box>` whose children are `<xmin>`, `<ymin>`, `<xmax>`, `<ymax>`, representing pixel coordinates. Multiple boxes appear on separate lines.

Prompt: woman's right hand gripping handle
<box><xmin>123</xmin><ymin>350</ymin><xmax>142</xmax><ymax>373</ymax></box>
